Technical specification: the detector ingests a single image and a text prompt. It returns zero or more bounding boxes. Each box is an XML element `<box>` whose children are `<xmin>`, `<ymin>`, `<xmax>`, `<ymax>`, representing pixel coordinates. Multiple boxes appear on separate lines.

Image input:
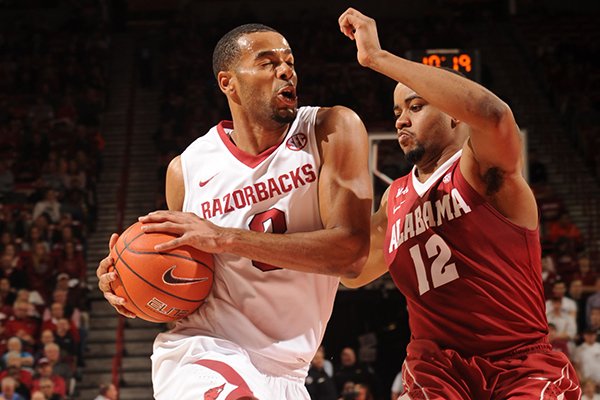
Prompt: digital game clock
<box><xmin>405</xmin><ymin>49</ymin><xmax>481</xmax><ymax>82</ymax></box>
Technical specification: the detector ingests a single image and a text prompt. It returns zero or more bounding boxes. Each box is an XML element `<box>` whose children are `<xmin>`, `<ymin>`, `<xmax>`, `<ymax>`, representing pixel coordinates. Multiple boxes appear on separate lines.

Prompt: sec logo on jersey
<box><xmin>286</xmin><ymin>133</ymin><xmax>308</xmax><ymax>151</ymax></box>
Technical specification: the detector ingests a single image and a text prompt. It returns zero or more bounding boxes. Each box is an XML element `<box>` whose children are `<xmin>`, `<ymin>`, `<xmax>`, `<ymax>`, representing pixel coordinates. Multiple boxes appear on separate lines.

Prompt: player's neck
<box><xmin>229</xmin><ymin>117</ymin><xmax>289</xmax><ymax>155</ymax></box>
<box><xmin>414</xmin><ymin>145</ymin><xmax>461</xmax><ymax>182</ymax></box>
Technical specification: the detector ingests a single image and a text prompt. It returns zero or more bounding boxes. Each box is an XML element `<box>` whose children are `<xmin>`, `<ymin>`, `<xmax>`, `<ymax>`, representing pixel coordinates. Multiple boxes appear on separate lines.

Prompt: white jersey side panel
<box><xmin>156</xmin><ymin>107</ymin><xmax>339</xmax><ymax>376</ymax></box>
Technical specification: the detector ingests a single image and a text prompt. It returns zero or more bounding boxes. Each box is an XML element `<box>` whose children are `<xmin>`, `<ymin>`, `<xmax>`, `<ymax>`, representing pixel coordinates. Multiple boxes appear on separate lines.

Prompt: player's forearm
<box><xmin>367</xmin><ymin>50</ymin><xmax>511</xmax><ymax>132</ymax></box>
<box><xmin>218</xmin><ymin>226</ymin><xmax>369</xmax><ymax>278</ymax></box>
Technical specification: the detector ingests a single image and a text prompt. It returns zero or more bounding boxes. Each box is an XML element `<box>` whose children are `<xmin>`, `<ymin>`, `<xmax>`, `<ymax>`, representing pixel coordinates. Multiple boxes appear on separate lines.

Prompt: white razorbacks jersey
<box><xmin>157</xmin><ymin>106</ymin><xmax>339</xmax><ymax>377</ymax></box>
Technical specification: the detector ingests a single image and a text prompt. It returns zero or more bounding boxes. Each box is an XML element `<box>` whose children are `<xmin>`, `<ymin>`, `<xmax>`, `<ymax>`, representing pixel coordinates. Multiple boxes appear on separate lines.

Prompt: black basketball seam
<box><xmin>114</xmin><ymin>231</ymin><xmax>210</xmax><ymax>303</ymax></box>
<box><xmin>124</xmin><ymin>230</ymin><xmax>215</xmax><ymax>273</ymax></box>
<box><xmin>109</xmin><ymin>265</ymin><xmax>164</xmax><ymax>323</ymax></box>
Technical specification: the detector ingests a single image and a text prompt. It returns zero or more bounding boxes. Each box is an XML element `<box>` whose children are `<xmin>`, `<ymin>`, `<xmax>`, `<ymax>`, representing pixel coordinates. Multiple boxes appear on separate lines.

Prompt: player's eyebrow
<box><xmin>393</xmin><ymin>95</ymin><xmax>423</xmax><ymax>113</ymax></box>
<box><xmin>255</xmin><ymin>48</ymin><xmax>292</xmax><ymax>60</ymax></box>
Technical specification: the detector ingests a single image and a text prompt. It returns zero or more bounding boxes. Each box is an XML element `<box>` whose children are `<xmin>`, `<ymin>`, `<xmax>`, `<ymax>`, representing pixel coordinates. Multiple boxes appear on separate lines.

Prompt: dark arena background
<box><xmin>0</xmin><ymin>0</ymin><xmax>598</xmax><ymax>399</ymax></box>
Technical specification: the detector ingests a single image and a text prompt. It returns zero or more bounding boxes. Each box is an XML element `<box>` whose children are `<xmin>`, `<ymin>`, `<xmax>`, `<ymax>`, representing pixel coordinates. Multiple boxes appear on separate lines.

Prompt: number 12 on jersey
<box><xmin>409</xmin><ymin>234</ymin><xmax>459</xmax><ymax>295</ymax></box>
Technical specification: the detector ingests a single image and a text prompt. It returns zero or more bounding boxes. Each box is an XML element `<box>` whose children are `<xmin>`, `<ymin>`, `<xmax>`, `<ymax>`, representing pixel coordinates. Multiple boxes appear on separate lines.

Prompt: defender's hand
<box><xmin>338</xmin><ymin>8</ymin><xmax>383</xmax><ymax>68</ymax></box>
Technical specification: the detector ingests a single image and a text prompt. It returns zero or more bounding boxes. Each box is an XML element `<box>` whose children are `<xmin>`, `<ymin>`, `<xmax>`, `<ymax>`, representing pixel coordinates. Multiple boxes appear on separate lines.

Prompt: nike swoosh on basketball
<box><xmin>199</xmin><ymin>173</ymin><xmax>219</xmax><ymax>187</ymax></box>
<box><xmin>163</xmin><ymin>266</ymin><xmax>208</xmax><ymax>285</ymax></box>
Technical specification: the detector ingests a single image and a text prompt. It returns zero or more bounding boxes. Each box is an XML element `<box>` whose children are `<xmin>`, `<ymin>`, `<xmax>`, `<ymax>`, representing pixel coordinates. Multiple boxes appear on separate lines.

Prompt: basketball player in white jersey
<box><xmin>96</xmin><ymin>24</ymin><xmax>373</xmax><ymax>399</ymax></box>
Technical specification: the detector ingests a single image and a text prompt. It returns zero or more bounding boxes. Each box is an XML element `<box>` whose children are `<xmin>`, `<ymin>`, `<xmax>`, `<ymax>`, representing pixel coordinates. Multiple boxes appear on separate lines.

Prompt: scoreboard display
<box><xmin>405</xmin><ymin>48</ymin><xmax>481</xmax><ymax>82</ymax></box>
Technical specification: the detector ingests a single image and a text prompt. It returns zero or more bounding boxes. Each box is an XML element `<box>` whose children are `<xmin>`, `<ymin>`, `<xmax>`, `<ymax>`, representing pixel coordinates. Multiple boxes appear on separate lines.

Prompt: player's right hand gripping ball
<box><xmin>109</xmin><ymin>221</ymin><xmax>214</xmax><ymax>322</ymax></box>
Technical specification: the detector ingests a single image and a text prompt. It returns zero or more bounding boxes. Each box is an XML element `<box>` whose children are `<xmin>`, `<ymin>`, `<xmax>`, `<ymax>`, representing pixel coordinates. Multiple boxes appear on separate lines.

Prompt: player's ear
<box><xmin>451</xmin><ymin>118</ymin><xmax>460</xmax><ymax>129</ymax></box>
<box><xmin>217</xmin><ymin>71</ymin><xmax>236</xmax><ymax>95</ymax></box>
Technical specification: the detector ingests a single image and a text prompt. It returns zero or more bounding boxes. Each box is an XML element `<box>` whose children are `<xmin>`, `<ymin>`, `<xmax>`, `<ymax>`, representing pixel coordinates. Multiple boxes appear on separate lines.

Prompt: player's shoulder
<box><xmin>315</xmin><ymin>105</ymin><xmax>363</xmax><ymax>128</ymax></box>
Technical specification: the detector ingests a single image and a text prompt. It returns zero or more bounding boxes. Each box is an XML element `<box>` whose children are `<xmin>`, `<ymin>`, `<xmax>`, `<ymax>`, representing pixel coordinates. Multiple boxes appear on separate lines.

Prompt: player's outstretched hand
<box><xmin>338</xmin><ymin>8</ymin><xmax>383</xmax><ymax>68</ymax></box>
<box><xmin>139</xmin><ymin>210</ymin><xmax>225</xmax><ymax>253</ymax></box>
<box><xmin>96</xmin><ymin>233</ymin><xmax>136</xmax><ymax>318</ymax></box>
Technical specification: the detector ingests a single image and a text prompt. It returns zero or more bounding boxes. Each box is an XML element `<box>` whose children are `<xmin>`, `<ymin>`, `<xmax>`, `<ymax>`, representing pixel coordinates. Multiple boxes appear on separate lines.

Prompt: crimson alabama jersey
<box><xmin>384</xmin><ymin>150</ymin><xmax>548</xmax><ymax>358</ymax></box>
<box><xmin>156</xmin><ymin>106</ymin><xmax>338</xmax><ymax>377</ymax></box>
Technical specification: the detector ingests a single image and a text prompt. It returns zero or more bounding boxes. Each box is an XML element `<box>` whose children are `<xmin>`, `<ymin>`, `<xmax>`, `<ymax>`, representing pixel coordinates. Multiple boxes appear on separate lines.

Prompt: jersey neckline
<box><xmin>411</xmin><ymin>150</ymin><xmax>462</xmax><ymax>197</ymax></box>
<box><xmin>217</xmin><ymin>121</ymin><xmax>292</xmax><ymax>168</ymax></box>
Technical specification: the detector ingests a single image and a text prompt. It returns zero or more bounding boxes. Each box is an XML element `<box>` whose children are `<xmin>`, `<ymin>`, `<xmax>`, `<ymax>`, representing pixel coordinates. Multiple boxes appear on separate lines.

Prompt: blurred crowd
<box><xmin>0</xmin><ymin>1</ymin><xmax>108</xmax><ymax>399</ymax></box>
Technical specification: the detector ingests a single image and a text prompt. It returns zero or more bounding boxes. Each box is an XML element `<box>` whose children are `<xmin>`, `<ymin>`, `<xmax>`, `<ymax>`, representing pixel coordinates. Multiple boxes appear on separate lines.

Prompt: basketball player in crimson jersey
<box><xmin>338</xmin><ymin>8</ymin><xmax>581</xmax><ymax>400</ymax></box>
<box><xmin>96</xmin><ymin>24</ymin><xmax>372</xmax><ymax>399</ymax></box>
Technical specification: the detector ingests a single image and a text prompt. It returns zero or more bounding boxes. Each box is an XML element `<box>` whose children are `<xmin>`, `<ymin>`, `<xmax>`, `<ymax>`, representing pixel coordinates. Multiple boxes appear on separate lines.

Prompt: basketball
<box><xmin>108</xmin><ymin>221</ymin><xmax>214</xmax><ymax>323</ymax></box>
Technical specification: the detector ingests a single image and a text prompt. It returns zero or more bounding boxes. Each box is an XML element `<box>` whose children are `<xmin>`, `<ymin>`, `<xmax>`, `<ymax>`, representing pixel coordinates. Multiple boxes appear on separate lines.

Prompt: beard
<box><xmin>271</xmin><ymin>102</ymin><xmax>297</xmax><ymax>124</ymax></box>
<box><xmin>405</xmin><ymin>143</ymin><xmax>425</xmax><ymax>164</ymax></box>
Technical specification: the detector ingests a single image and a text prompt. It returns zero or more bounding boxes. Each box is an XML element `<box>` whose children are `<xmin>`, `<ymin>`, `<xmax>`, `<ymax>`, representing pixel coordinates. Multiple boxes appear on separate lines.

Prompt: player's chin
<box><xmin>273</xmin><ymin>106</ymin><xmax>298</xmax><ymax>124</ymax></box>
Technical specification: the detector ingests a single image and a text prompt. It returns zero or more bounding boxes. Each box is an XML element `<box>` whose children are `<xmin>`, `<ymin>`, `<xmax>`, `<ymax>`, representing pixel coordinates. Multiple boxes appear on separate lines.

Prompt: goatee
<box><xmin>405</xmin><ymin>145</ymin><xmax>425</xmax><ymax>164</ymax></box>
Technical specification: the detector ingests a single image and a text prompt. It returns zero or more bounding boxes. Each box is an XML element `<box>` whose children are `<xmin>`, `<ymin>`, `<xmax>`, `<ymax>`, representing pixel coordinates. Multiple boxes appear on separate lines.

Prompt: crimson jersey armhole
<box><xmin>453</xmin><ymin>160</ymin><xmax>539</xmax><ymax>236</ymax></box>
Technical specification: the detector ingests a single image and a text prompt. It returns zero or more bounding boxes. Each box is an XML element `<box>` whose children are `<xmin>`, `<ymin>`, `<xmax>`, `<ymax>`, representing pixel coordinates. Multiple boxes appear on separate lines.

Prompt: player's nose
<box><xmin>395</xmin><ymin>112</ymin><xmax>410</xmax><ymax>130</ymax></box>
<box><xmin>276</xmin><ymin>62</ymin><xmax>293</xmax><ymax>81</ymax></box>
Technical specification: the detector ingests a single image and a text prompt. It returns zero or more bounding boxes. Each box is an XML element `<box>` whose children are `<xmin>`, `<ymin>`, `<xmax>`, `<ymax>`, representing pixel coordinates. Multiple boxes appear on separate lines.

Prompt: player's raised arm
<box><xmin>339</xmin><ymin>7</ymin><xmax>537</xmax><ymax>229</ymax></box>
<box><xmin>338</xmin><ymin>8</ymin><xmax>519</xmax><ymax>171</ymax></box>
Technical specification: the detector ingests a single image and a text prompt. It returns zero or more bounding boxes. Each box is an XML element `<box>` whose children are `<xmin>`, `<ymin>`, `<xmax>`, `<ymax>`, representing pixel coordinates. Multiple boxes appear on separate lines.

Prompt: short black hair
<box><xmin>212</xmin><ymin>23</ymin><xmax>278</xmax><ymax>79</ymax></box>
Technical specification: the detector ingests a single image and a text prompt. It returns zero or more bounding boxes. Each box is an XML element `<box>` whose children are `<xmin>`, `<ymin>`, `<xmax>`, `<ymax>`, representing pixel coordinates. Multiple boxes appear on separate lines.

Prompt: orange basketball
<box><xmin>108</xmin><ymin>221</ymin><xmax>214</xmax><ymax>323</ymax></box>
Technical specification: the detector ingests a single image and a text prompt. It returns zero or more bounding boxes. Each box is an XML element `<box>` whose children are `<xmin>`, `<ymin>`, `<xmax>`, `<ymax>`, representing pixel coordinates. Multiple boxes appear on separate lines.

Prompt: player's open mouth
<box><xmin>277</xmin><ymin>86</ymin><xmax>297</xmax><ymax>106</ymax></box>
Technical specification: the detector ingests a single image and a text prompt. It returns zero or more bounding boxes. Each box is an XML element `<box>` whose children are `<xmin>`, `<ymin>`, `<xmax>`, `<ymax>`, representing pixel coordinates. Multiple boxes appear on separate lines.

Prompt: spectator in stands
<box><xmin>569</xmin><ymin>279</ymin><xmax>590</xmax><ymax>335</ymax></box>
<box><xmin>390</xmin><ymin>370</ymin><xmax>404</xmax><ymax>400</ymax></box>
<box><xmin>30</xmin><ymin>391</ymin><xmax>46</xmax><ymax>400</ymax></box>
<box><xmin>54</xmin><ymin>243</ymin><xmax>85</xmax><ymax>283</ymax></box>
<box><xmin>354</xmin><ymin>383</ymin><xmax>373</xmax><ymax>400</ymax></box>
<box><xmin>546</xmin><ymin>281</ymin><xmax>578</xmax><ymax>319</ymax></box>
<box><xmin>1</xmin><ymin>337</ymin><xmax>34</xmax><ymax>371</ymax></box>
<box><xmin>34</xmin><ymin>330</ymin><xmax>55</xmax><ymax>364</ymax></box>
<box><xmin>31</xmin><ymin>190</ymin><xmax>61</xmax><ymax>225</ymax></box>
<box><xmin>0</xmin><ymin>278</ymin><xmax>16</xmax><ymax>306</ymax></box>
<box><xmin>3</xmin><ymin>300</ymin><xmax>40</xmax><ymax>353</ymax></box>
<box><xmin>333</xmin><ymin>347</ymin><xmax>380</xmax><ymax>399</ymax></box>
<box><xmin>582</xmin><ymin>379</ymin><xmax>600</xmax><ymax>400</ymax></box>
<box><xmin>553</xmin><ymin>238</ymin><xmax>580</xmax><ymax>280</ymax></box>
<box><xmin>542</xmin><ymin>252</ymin><xmax>561</xmax><ymax>298</ymax></box>
<box><xmin>574</xmin><ymin>329</ymin><xmax>600</xmax><ymax>386</ymax></box>
<box><xmin>45</xmin><ymin>290</ymin><xmax>80</xmax><ymax>329</ymax></box>
<box><xmin>589</xmin><ymin>308</ymin><xmax>600</xmax><ymax>334</ymax></box>
<box><xmin>338</xmin><ymin>381</ymin><xmax>358</xmax><ymax>400</ymax></box>
<box><xmin>37</xmin><ymin>377</ymin><xmax>62</xmax><ymax>400</ymax></box>
<box><xmin>548</xmin><ymin>323</ymin><xmax>570</xmax><ymax>359</ymax></box>
<box><xmin>32</xmin><ymin>358</ymin><xmax>66</xmax><ymax>398</ymax></box>
<box><xmin>548</xmin><ymin>213</ymin><xmax>584</xmax><ymax>250</ymax></box>
<box><xmin>22</xmin><ymin>242</ymin><xmax>55</xmax><ymax>303</ymax></box>
<box><xmin>306</xmin><ymin>346</ymin><xmax>337</xmax><ymax>400</ymax></box>
<box><xmin>42</xmin><ymin>343</ymin><xmax>72</xmax><ymax>384</ymax></box>
<box><xmin>0</xmin><ymin>352</ymin><xmax>32</xmax><ymax>399</ymax></box>
<box><xmin>573</xmin><ymin>253</ymin><xmax>598</xmax><ymax>294</ymax></box>
<box><xmin>0</xmin><ymin>253</ymin><xmax>27</xmax><ymax>291</ymax></box>
<box><xmin>0</xmin><ymin>376</ymin><xmax>25</xmax><ymax>400</ymax></box>
<box><xmin>534</xmin><ymin>184</ymin><xmax>566</xmax><ymax>225</ymax></box>
<box><xmin>52</xmin><ymin>318</ymin><xmax>78</xmax><ymax>362</ymax></box>
<box><xmin>586</xmin><ymin>279</ymin><xmax>600</xmax><ymax>328</ymax></box>
<box><xmin>93</xmin><ymin>382</ymin><xmax>117</xmax><ymax>400</ymax></box>
<box><xmin>546</xmin><ymin>297</ymin><xmax>577</xmax><ymax>348</ymax></box>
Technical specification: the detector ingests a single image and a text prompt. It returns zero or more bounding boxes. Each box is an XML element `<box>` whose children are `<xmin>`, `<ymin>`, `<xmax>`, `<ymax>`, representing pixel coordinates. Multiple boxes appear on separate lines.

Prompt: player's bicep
<box><xmin>165</xmin><ymin>155</ymin><xmax>185</xmax><ymax>212</ymax></box>
<box><xmin>464</xmin><ymin>107</ymin><xmax>523</xmax><ymax>175</ymax></box>
<box><xmin>317</xmin><ymin>107</ymin><xmax>372</xmax><ymax>233</ymax></box>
